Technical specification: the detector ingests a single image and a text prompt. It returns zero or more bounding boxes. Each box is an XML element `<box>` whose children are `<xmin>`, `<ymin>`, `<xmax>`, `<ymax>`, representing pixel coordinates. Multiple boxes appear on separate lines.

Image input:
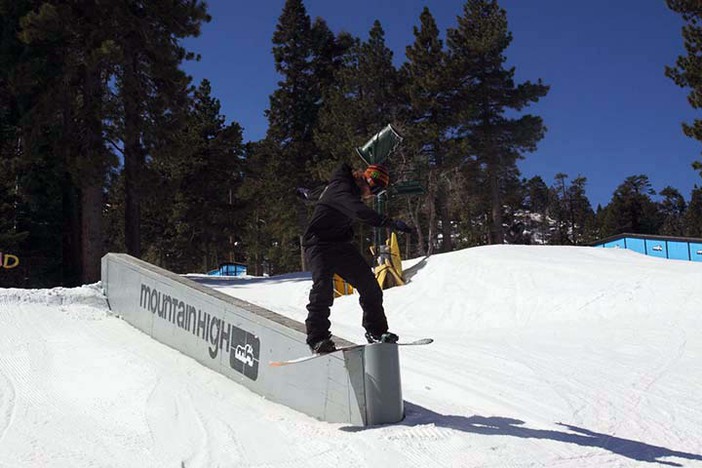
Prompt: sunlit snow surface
<box><xmin>1</xmin><ymin>245</ymin><xmax>701</xmax><ymax>467</ymax></box>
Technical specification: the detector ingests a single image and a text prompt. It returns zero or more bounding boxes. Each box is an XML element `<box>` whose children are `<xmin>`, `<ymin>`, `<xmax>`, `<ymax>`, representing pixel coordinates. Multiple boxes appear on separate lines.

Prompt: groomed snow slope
<box><xmin>1</xmin><ymin>245</ymin><xmax>701</xmax><ymax>467</ymax></box>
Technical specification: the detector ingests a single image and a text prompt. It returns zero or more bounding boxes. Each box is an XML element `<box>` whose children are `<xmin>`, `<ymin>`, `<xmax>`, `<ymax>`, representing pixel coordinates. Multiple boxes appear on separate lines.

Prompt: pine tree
<box><xmin>400</xmin><ymin>7</ymin><xmax>456</xmax><ymax>254</ymax></box>
<box><xmin>567</xmin><ymin>176</ymin><xmax>596</xmax><ymax>244</ymax></box>
<box><xmin>501</xmin><ymin>170</ymin><xmax>529</xmax><ymax>244</ymax></box>
<box><xmin>268</xmin><ymin>0</ymin><xmax>314</xmax><ymax>147</ymax></box>
<box><xmin>601</xmin><ymin>175</ymin><xmax>661</xmax><ymax>236</ymax></box>
<box><xmin>684</xmin><ymin>186</ymin><xmax>702</xmax><ymax>237</ymax></box>
<box><xmin>524</xmin><ymin>176</ymin><xmax>551</xmax><ymax>244</ymax></box>
<box><xmin>0</xmin><ymin>1</ymin><xmax>29</xmax><ymax>259</ymax></box>
<box><xmin>315</xmin><ymin>20</ymin><xmax>400</xmax><ymax>175</ymax></box>
<box><xmin>108</xmin><ymin>0</ymin><xmax>210</xmax><ymax>259</ymax></box>
<box><xmin>147</xmin><ymin>80</ymin><xmax>245</xmax><ymax>273</ymax></box>
<box><xmin>658</xmin><ymin>186</ymin><xmax>687</xmax><ymax>236</ymax></box>
<box><xmin>551</xmin><ymin>173</ymin><xmax>570</xmax><ymax>244</ymax></box>
<box><xmin>238</xmin><ymin>140</ymin><xmax>276</xmax><ymax>276</ymax></box>
<box><xmin>251</xmin><ymin>0</ymin><xmax>351</xmax><ymax>273</ymax></box>
<box><xmin>667</xmin><ymin>0</ymin><xmax>702</xmax><ymax>175</ymax></box>
<box><xmin>1</xmin><ymin>1</ymin><xmax>119</xmax><ymax>284</ymax></box>
<box><xmin>257</xmin><ymin>0</ymin><xmax>316</xmax><ymax>273</ymax></box>
<box><xmin>446</xmin><ymin>0</ymin><xmax>549</xmax><ymax>245</ymax></box>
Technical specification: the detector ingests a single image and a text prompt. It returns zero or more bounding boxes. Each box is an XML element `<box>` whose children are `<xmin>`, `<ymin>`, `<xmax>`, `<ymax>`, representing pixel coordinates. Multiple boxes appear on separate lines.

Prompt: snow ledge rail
<box><xmin>101</xmin><ymin>253</ymin><xmax>403</xmax><ymax>426</ymax></box>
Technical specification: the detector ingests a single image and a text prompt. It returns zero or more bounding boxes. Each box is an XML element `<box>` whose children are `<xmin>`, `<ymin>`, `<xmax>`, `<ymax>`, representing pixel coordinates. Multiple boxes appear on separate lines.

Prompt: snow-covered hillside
<box><xmin>1</xmin><ymin>245</ymin><xmax>701</xmax><ymax>467</ymax></box>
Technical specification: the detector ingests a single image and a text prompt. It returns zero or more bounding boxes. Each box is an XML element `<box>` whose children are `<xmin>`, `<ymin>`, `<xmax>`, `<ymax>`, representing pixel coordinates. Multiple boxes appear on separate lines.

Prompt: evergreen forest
<box><xmin>2</xmin><ymin>0</ymin><xmax>702</xmax><ymax>287</ymax></box>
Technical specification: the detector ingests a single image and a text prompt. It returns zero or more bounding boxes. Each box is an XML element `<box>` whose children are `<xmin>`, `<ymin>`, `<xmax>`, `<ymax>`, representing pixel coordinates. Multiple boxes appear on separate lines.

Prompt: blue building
<box><xmin>207</xmin><ymin>262</ymin><xmax>248</xmax><ymax>276</ymax></box>
<box><xmin>592</xmin><ymin>233</ymin><xmax>702</xmax><ymax>262</ymax></box>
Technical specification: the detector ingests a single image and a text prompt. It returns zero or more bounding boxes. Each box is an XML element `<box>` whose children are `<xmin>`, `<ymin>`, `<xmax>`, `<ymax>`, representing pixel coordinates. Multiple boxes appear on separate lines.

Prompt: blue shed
<box><xmin>207</xmin><ymin>262</ymin><xmax>248</xmax><ymax>276</ymax></box>
<box><xmin>592</xmin><ymin>233</ymin><xmax>702</xmax><ymax>263</ymax></box>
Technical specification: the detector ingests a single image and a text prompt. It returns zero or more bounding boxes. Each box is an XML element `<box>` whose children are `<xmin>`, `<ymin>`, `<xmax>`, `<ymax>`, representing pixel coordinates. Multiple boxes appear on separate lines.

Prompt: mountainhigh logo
<box><xmin>139</xmin><ymin>283</ymin><xmax>260</xmax><ymax>380</ymax></box>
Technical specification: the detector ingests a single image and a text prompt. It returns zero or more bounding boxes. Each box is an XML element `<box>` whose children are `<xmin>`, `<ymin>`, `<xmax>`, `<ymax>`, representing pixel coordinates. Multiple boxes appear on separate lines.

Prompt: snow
<box><xmin>1</xmin><ymin>245</ymin><xmax>702</xmax><ymax>467</ymax></box>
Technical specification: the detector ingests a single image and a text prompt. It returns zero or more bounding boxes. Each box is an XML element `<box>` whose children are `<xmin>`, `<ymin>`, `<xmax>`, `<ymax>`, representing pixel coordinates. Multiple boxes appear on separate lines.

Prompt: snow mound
<box><xmin>0</xmin><ymin>283</ymin><xmax>109</xmax><ymax>320</ymax></box>
<box><xmin>389</xmin><ymin>244</ymin><xmax>702</xmax><ymax>331</ymax></box>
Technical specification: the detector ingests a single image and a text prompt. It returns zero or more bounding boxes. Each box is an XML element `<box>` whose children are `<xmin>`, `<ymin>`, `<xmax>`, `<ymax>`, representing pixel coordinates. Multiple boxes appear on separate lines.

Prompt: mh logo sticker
<box><xmin>229</xmin><ymin>327</ymin><xmax>260</xmax><ymax>380</ymax></box>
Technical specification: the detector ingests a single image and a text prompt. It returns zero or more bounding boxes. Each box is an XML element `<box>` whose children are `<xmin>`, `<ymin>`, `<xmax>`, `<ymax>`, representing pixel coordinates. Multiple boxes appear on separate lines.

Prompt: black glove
<box><xmin>389</xmin><ymin>219</ymin><xmax>413</xmax><ymax>233</ymax></box>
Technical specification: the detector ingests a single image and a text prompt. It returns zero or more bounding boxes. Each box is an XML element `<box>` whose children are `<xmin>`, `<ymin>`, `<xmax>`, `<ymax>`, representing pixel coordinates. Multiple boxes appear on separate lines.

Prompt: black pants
<box><xmin>304</xmin><ymin>243</ymin><xmax>388</xmax><ymax>346</ymax></box>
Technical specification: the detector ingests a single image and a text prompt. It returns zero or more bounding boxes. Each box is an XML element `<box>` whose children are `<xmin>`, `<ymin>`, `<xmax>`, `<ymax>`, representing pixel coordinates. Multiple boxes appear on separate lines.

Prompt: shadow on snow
<box><xmin>342</xmin><ymin>402</ymin><xmax>702</xmax><ymax>467</ymax></box>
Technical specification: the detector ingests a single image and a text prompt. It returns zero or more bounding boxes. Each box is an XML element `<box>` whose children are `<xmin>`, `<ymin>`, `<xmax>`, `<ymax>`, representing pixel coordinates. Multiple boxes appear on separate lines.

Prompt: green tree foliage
<box><xmin>255</xmin><ymin>0</ymin><xmax>317</xmax><ymax>273</ymax></box>
<box><xmin>658</xmin><ymin>186</ymin><xmax>687</xmax><ymax>236</ymax></box>
<box><xmin>107</xmin><ymin>1</ymin><xmax>210</xmax><ymax>259</ymax></box>
<box><xmin>446</xmin><ymin>0</ymin><xmax>549</xmax><ymax>245</ymax></box>
<box><xmin>1</xmin><ymin>0</ymin><xmax>117</xmax><ymax>285</ymax></box>
<box><xmin>600</xmin><ymin>175</ymin><xmax>661</xmax><ymax>236</ymax></box>
<box><xmin>562</xmin><ymin>175</ymin><xmax>595</xmax><ymax>245</ymax></box>
<box><xmin>548</xmin><ymin>174</ymin><xmax>596</xmax><ymax>245</ymax></box>
<box><xmin>667</xmin><ymin>1</ymin><xmax>702</xmax><ymax>163</ymax></box>
<box><xmin>0</xmin><ymin>0</ymin><xmax>209</xmax><ymax>285</ymax></box>
<box><xmin>570</xmin><ymin>177</ymin><xmax>597</xmax><ymax>244</ymax></box>
<box><xmin>400</xmin><ymin>7</ymin><xmax>456</xmax><ymax>254</ymax></box>
<box><xmin>683</xmin><ymin>186</ymin><xmax>702</xmax><ymax>237</ymax></box>
<box><xmin>246</xmin><ymin>0</ymin><xmax>351</xmax><ymax>273</ymax></box>
<box><xmin>694</xmin><ymin>161</ymin><xmax>702</xmax><ymax>179</ymax></box>
<box><xmin>0</xmin><ymin>2</ymin><xmax>29</xmax><ymax>257</ymax></box>
<box><xmin>523</xmin><ymin>176</ymin><xmax>551</xmax><ymax>243</ymax></box>
<box><xmin>145</xmin><ymin>80</ymin><xmax>245</xmax><ymax>273</ymax></box>
<box><xmin>315</xmin><ymin>20</ymin><xmax>400</xmax><ymax>174</ymax></box>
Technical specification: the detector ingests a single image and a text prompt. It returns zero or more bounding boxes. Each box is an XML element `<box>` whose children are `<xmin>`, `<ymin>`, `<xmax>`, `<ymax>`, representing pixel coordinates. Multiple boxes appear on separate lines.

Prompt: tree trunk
<box><xmin>123</xmin><ymin>54</ymin><xmax>142</xmax><ymax>257</ymax></box>
<box><xmin>426</xmin><ymin>168</ymin><xmax>438</xmax><ymax>255</ymax></box>
<box><xmin>296</xmin><ymin>203</ymin><xmax>308</xmax><ymax>271</ymax></box>
<box><xmin>80</xmin><ymin>184</ymin><xmax>102</xmax><ymax>283</ymax></box>
<box><xmin>62</xmin><ymin>179</ymin><xmax>82</xmax><ymax>286</ymax></box>
<box><xmin>489</xmin><ymin>160</ymin><xmax>504</xmax><ymax>245</ymax></box>
<box><xmin>437</xmin><ymin>179</ymin><xmax>453</xmax><ymax>252</ymax></box>
<box><xmin>407</xmin><ymin>197</ymin><xmax>426</xmax><ymax>257</ymax></box>
<box><xmin>60</xmin><ymin>90</ymin><xmax>82</xmax><ymax>286</ymax></box>
<box><xmin>80</xmin><ymin>66</ymin><xmax>105</xmax><ymax>283</ymax></box>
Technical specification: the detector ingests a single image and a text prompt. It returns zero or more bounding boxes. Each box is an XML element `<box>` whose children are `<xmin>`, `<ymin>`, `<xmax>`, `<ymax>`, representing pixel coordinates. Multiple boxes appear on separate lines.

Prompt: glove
<box><xmin>389</xmin><ymin>219</ymin><xmax>413</xmax><ymax>233</ymax></box>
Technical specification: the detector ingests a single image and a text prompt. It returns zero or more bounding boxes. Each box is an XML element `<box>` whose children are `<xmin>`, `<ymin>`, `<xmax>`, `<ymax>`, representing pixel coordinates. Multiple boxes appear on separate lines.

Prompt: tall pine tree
<box><xmin>601</xmin><ymin>175</ymin><xmax>661</xmax><ymax>236</ymax></box>
<box><xmin>147</xmin><ymin>80</ymin><xmax>245</xmax><ymax>273</ymax></box>
<box><xmin>315</xmin><ymin>20</ymin><xmax>400</xmax><ymax>174</ymax></box>
<box><xmin>0</xmin><ymin>0</ymin><xmax>31</xmax><ymax>270</ymax></box>
<box><xmin>667</xmin><ymin>0</ymin><xmax>702</xmax><ymax>176</ymax></box>
<box><xmin>523</xmin><ymin>176</ymin><xmax>551</xmax><ymax>244</ymax></box>
<box><xmin>108</xmin><ymin>0</ymin><xmax>209</xmax><ymax>259</ymax></box>
<box><xmin>446</xmin><ymin>0</ymin><xmax>549</xmax><ymax>244</ymax></box>
<box><xmin>4</xmin><ymin>1</ymin><xmax>119</xmax><ymax>284</ymax></box>
<box><xmin>249</xmin><ymin>0</ymin><xmax>349</xmax><ymax>272</ymax></box>
<box><xmin>658</xmin><ymin>186</ymin><xmax>687</xmax><ymax>236</ymax></box>
<box><xmin>684</xmin><ymin>186</ymin><xmax>702</xmax><ymax>236</ymax></box>
<box><xmin>400</xmin><ymin>7</ymin><xmax>456</xmax><ymax>254</ymax></box>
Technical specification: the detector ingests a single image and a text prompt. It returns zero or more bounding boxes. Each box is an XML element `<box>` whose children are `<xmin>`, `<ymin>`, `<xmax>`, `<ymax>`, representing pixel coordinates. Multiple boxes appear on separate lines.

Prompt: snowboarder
<box><xmin>302</xmin><ymin>162</ymin><xmax>412</xmax><ymax>354</ymax></box>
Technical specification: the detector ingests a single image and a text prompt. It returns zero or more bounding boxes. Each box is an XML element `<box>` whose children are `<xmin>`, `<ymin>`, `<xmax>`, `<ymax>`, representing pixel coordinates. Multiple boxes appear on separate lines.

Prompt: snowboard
<box><xmin>269</xmin><ymin>338</ymin><xmax>433</xmax><ymax>367</ymax></box>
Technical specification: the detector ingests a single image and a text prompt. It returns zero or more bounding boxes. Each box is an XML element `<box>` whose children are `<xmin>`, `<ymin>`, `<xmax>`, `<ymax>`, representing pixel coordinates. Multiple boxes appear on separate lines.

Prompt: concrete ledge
<box><xmin>101</xmin><ymin>253</ymin><xmax>403</xmax><ymax>426</ymax></box>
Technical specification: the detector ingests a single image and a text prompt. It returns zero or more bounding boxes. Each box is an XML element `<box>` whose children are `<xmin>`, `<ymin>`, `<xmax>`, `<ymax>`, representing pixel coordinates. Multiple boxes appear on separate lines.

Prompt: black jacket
<box><xmin>302</xmin><ymin>164</ymin><xmax>388</xmax><ymax>246</ymax></box>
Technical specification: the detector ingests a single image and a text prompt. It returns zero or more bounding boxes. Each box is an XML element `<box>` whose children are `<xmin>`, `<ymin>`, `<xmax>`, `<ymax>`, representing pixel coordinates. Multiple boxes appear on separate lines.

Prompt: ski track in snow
<box><xmin>0</xmin><ymin>366</ymin><xmax>16</xmax><ymax>448</ymax></box>
<box><xmin>1</xmin><ymin>247</ymin><xmax>702</xmax><ymax>467</ymax></box>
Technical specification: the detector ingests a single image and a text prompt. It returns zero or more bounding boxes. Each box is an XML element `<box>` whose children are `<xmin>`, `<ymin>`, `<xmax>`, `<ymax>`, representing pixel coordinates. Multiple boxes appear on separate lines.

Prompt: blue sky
<box><xmin>182</xmin><ymin>0</ymin><xmax>701</xmax><ymax>208</ymax></box>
